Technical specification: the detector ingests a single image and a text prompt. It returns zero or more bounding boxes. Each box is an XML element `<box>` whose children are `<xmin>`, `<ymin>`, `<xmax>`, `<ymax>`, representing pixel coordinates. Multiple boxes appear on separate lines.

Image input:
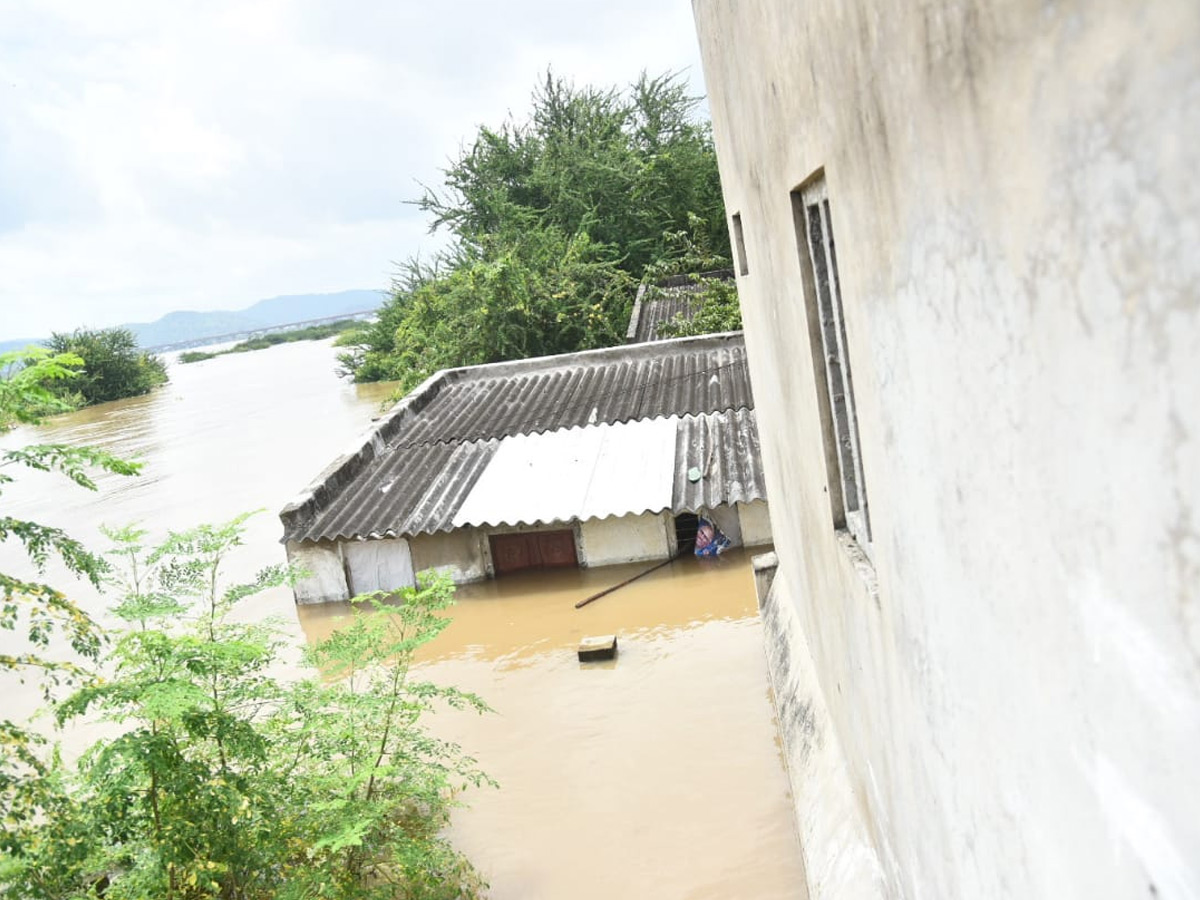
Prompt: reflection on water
<box><xmin>1</xmin><ymin>339</ymin><xmax>805</xmax><ymax>898</ymax></box>
<box><xmin>299</xmin><ymin>548</ymin><xmax>807</xmax><ymax>899</ymax></box>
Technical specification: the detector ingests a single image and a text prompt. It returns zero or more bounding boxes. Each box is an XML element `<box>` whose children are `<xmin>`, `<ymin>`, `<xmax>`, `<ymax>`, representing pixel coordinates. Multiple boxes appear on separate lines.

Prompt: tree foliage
<box><xmin>340</xmin><ymin>70</ymin><xmax>731</xmax><ymax>390</ymax></box>
<box><xmin>645</xmin><ymin>220</ymin><xmax>743</xmax><ymax>338</ymax></box>
<box><xmin>43</xmin><ymin>328</ymin><xmax>168</xmax><ymax>407</ymax></box>
<box><xmin>0</xmin><ymin>348</ymin><xmax>141</xmax><ymax>837</ymax></box>
<box><xmin>2</xmin><ymin>518</ymin><xmax>491</xmax><ymax>900</ymax></box>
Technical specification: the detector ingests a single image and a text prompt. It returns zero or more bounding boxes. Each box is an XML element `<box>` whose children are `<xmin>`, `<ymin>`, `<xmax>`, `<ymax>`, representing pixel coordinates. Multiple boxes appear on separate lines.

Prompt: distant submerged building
<box><xmin>279</xmin><ymin>333</ymin><xmax>770</xmax><ymax>603</ymax></box>
<box><xmin>691</xmin><ymin>1</ymin><xmax>1200</xmax><ymax>899</ymax></box>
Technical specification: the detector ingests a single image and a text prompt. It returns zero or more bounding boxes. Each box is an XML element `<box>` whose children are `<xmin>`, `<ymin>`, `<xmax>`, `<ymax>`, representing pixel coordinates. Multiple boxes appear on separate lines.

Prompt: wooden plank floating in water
<box><xmin>574</xmin><ymin>554</ymin><xmax>680</xmax><ymax>608</ymax></box>
<box><xmin>578</xmin><ymin>634</ymin><xmax>618</xmax><ymax>662</ymax></box>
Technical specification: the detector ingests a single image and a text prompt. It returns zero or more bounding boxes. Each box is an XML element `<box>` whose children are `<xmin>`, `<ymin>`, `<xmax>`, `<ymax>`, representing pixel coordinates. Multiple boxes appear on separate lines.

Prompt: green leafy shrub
<box><xmin>42</xmin><ymin>328</ymin><xmax>167</xmax><ymax>406</ymax></box>
<box><xmin>178</xmin><ymin>350</ymin><xmax>217</xmax><ymax>363</ymax></box>
<box><xmin>2</xmin><ymin>517</ymin><xmax>491</xmax><ymax>900</ymax></box>
<box><xmin>0</xmin><ymin>348</ymin><xmax>141</xmax><ymax>846</ymax></box>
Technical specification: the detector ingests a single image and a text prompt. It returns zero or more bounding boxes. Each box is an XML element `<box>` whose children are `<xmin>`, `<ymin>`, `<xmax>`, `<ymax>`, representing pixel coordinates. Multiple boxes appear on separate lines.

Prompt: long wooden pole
<box><xmin>574</xmin><ymin>553</ymin><xmax>682</xmax><ymax>609</ymax></box>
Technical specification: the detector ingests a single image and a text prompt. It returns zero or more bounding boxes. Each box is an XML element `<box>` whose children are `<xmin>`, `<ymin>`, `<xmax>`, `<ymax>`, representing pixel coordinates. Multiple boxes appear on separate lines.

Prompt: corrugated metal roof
<box><xmin>632</xmin><ymin>287</ymin><xmax>703</xmax><ymax>343</ymax></box>
<box><xmin>291</xmin><ymin>439</ymin><xmax>499</xmax><ymax>542</ymax></box>
<box><xmin>673</xmin><ymin>408</ymin><xmax>766</xmax><ymax>511</ymax></box>
<box><xmin>280</xmin><ymin>333</ymin><xmax>761</xmax><ymax>543</ymax></box>
<box><xmin>391</xmin><ymin>338</ymin><xmax>752</xmax><ymax>447</ymax></box>
<box><xmin>286</xmin><ymin>410</ymin><xmax>766</xmax><ymax>542</ymax></box>
<box><xmin>626</xmin><ymin>271</ymin><xmax>737</xmax><ymax>344</ymax></box>
<box><xmin>450</xmin><ymin>417</ymin><xmax>678</xmax><ymax>528</ymax></box>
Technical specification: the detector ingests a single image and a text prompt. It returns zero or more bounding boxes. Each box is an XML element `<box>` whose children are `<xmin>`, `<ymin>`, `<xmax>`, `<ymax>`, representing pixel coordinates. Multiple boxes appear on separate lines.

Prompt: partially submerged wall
<box><xmin>579</xmin><ymin>512</ymin><xmax>674</xmax><ymax>567</ymax></box>
<box><xmin>288</xmin><ymin>500</ymin><xmax>775</xmax><ymax>602</ymax></box>
<box><xmin>694</xmin><ymin>0</ymin><xmax>1200</xmax><ymax>897</ymax></box>
<box><xmin>738</xmin><ymin>500</ymin><xmax>772</xmax><ymax>546</ymax></box>
<box><xmin>286</xmin><ymin>539</ymin><xmax>349</xmax><ymax>604</ymax></box>
<box><xmin>410</xmin><ymin>529</ymin><xmax>489</xmax><ymax>584</ymax></box>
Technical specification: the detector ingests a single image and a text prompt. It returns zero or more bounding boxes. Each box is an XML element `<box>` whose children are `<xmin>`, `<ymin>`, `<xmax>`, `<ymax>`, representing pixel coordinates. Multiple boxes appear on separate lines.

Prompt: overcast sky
<box><xmin>0</xmin><ymin>0</ymin><xmax>708</xmax><ymax>340</ymax></box>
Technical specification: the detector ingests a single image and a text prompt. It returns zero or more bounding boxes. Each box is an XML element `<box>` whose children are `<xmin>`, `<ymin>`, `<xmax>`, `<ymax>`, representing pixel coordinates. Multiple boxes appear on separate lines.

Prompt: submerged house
<box><xmin>279</xmin><ymin>332</ymin><xmax>769</xmax><ymax>604</ymax></box>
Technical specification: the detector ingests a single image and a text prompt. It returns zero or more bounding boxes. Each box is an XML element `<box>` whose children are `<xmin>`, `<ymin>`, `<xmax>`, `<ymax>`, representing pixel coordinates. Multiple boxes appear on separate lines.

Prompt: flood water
<box><xmin>2</xmin><ymin>338</ymin><xmax>806</xmax><ymax>898</ymax></box>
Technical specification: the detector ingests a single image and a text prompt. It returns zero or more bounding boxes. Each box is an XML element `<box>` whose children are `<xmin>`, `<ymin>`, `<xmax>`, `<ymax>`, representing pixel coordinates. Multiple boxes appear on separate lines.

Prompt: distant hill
<box><xmin>126</xmin><ymin>290</ymin><xmax>382</xmax><ymax>349</ymax></box>
<box><xmin>0</xmin><ymin>289</ymin><xmax>383</xmax><ymax>354</ymax></box>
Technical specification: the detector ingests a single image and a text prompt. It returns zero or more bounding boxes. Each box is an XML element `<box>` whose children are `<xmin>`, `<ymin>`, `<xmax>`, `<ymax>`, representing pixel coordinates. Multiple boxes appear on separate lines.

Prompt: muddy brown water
<box><xmin>2</xmin><ymin>338</ymin><xmax>806</xmax><ymax>898</ymax></box>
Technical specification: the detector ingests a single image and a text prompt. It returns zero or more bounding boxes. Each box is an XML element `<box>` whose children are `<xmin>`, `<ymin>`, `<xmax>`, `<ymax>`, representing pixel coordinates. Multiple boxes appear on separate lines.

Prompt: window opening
<box><xmin>792</xmin><ymin>177</ymin><xmax>871</xmax><ymax>548</ymax></box>
<box><xmin>674</xmin><ymin>512</ymin><xmax>700</xmax><ymax>554</ymax></box>
<box><xmin>732</xmin><ymin>213</ymin><xmax>750</xmax><ymax>276</ymax></box>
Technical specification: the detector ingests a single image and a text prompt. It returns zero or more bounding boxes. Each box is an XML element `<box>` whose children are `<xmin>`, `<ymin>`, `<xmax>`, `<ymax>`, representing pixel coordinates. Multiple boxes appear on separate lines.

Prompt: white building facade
<box><xmin>692</xmin><ymin>1</ymin><xmax>1200</xmax><ymax>898</ymax></box>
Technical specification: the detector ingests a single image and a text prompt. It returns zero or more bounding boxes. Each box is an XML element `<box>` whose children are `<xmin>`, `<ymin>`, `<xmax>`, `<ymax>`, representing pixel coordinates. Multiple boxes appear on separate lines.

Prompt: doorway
<box><xmin>489</xmin><ymin>530</ymin><xmax>579</xmax><ymax>576</ymax></box>
<box><xmin>674</xmin><ymin>513</ymin><xmax>700</xmax><ymax>555</ymax></box>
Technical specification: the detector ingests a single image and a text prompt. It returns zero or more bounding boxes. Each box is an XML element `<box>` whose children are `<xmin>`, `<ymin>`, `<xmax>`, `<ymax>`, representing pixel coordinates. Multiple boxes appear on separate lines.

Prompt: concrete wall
<box><xmin>579</xmin><ymin>512</ymin><xmax>673</xmax><ymax>567</ymax></box>
<box><xmin>737</xmin><ymin>500</ymin><xmax>773</xmax><ymax>546</ymax></box>
<box><xmin>410</xmin><ymin>529</ymin><xmax>489</xmax><ymax>584</ymax></box>
<box><xmin>289</xmin><ymin>500</ymin><xmax>774</xmax><ymax>602</ymax></box>
<box><xmin>693</xmin><ymin>2</ymin><xmax>1200</xmax><ymax>899</ymax></box>
<box><xmin>286</xmin><ymin>539</ymin><xmax>349</xmax><ymax>604</ymax></box>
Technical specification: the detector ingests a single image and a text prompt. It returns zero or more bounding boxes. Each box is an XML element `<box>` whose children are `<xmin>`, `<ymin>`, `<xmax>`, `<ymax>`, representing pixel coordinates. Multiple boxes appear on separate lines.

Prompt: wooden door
<box><xmin>489</xmin><ymin>530</ymin><xmax>578</xmax><ymax>576</ymax></box>
<box><xmin>536</xmin><ymin>531</ymin><xmax>578</xmax><ymax>568</ymax></box>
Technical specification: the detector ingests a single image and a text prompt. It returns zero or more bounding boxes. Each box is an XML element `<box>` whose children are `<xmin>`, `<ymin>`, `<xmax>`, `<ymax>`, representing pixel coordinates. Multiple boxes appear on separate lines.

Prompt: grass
<box><xmin>179</xmin><ymin>319</ymin><xmax>365</xmax><ymax>364</ymax></box>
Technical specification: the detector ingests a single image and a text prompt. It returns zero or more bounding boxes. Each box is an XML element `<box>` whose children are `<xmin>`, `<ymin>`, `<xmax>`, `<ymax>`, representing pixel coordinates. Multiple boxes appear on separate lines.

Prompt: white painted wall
<box><xmin>738</xmin><ymin>500</ymin><xmax>773</xmax><ymax>546</ymax></box>
<box><xmin>409</xmin><ymin>529</ymin><xmax>489</xmax><ymax>583</ymax></box>
<box><xmin>286</xmin><ymin>540</ymin><xmax>349</xmax><ymax>604</ymax></box>
<box><xmin>693</xmin><ymin>1</ymin><xmax>1200</xmax><ymax>898</ymax></box>
<box><xmin>343</xmin><ymin>538</ymin><xmax>414</xmax><ymax>595</ymax></box>
<box><xmin>580</xmin><ymin>512</ymin><xmax>673</xmax><ymax>567</ymax></box>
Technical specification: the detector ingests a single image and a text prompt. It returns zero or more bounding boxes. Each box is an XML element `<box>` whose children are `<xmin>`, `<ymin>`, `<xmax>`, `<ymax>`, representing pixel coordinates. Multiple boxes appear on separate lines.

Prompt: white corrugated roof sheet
<box><xmin>451</xmin><ymin>416</ymin><xmax>678</xmax><ymax>528</ymax></box>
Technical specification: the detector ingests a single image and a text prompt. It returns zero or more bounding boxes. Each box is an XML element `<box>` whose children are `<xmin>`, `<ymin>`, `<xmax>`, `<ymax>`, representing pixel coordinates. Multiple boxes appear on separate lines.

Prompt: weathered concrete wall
<box><xmin>409</xmin><ymin>529</ymin><xmax>489</xmax><ymax>584</ymax></box>
<box><xmin>693</xmin><ymin>1</ymin><xmax>1200</xmax><ymax>898</ymax></box>
<box><xmin>754</xmin><ymin>554</ymin><xmax>883</xmax><ymax>899</ymax></box>
<box><xmin>737</xmin><ymin>500</ymin><xmax>773</xmax><ymax>546</ymax></box>
<box><xmin>286</xmin><ymin>539</ymin><xmax>349</xmax><ymax>604</ymax></box>
<box><xmin>343</xmin><ymin>537</ymin><xmax>413</xmax><ymax>595</ymax></box>
<box><xmin>579</xmin><ymin>512</ymin><xmax>673</xmax><ymax>567</ymax></box>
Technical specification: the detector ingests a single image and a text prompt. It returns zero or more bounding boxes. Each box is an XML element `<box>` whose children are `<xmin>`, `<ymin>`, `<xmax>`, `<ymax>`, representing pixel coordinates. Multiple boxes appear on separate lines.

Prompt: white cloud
<box><xmin>0</xmin><ymin>0</ymin><xmax>705</xmax><ymax>339</ymax></box>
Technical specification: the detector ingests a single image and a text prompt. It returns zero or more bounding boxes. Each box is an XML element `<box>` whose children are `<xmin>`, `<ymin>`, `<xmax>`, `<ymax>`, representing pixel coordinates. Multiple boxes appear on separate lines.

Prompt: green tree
<box><xmin>646</xmin><ymin>217</ymin><xmax>743</xmax><ymax>338</ymax></box>
<box><xmin>2</xmin><ymin>517</ymin><xmax>491</xmax><ymax>900</ymax></box>
<box><xmin>0</xmin><ymin>348</ymin><xmax>140</xmax><ymax>839</ymax></box>
<box><xmin>342</xmin><ymin>229</ymin><xmax>633</xmax><ymax>392</ymax></box>
<box><xmin>43</xmin><ymin>328</ymin><xmax>168</xmax><ymax>407</ymax></box>
<box><xmin>340</xmin><ymin>70</ymin><xmax>731</xmax><ymax>386</ymax></box>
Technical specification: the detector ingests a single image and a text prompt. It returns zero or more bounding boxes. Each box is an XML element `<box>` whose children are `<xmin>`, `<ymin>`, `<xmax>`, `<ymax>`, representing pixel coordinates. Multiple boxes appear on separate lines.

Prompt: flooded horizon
<box><xmin>2</xmin><ymin>338</ymin><xmax>806</xmax><ymax>898</ymax></box>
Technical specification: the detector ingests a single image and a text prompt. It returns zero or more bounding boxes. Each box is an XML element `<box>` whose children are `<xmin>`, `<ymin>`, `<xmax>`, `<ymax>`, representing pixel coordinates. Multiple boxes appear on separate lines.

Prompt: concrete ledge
<box><xmin>757</xmin><ymin>563</ymin><xmax>887</xmax><ymax>900</ymax></box>
<box><xmin>752</xmin><ymin>550</ymin><xmax>779</xmax><ymax>605</ymax></box>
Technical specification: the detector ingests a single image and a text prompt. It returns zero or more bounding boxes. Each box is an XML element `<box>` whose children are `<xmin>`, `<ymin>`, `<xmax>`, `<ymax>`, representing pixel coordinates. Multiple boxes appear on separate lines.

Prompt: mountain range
<box><xmin>0</xmin><ymin>289</ymin><xmax>383</xmax><ymax>354</ymax></box>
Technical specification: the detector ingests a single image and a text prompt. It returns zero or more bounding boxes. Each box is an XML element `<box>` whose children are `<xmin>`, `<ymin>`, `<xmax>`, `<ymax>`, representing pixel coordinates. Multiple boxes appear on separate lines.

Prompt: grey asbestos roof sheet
<box><xmin>291</xmin><ymin>439</ymin><xmax>499</xmax><ymax>543</ymax></box>
<box><xmin>631</xmin><ymin>288</ymin><xmax>703</xmax><ymax>343</ymax></box>
<box><xmin>280</xmin><ymin>333</ymin><xmax>760</xmax><ymax>544</ymax></box>
<box><xmin>673</xmin><ymin>409</ymin><xmax>766</xmax><ymax>511</ymax></box>
<box><xmin>625</xmin><ymin>271</ymin><xmax>736</xmax><ymax>344</ymax></box>
<box><xmin>392</xmin><ymin>339</ymin><xmax>752</xmax><ymax>448</ymax></box>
